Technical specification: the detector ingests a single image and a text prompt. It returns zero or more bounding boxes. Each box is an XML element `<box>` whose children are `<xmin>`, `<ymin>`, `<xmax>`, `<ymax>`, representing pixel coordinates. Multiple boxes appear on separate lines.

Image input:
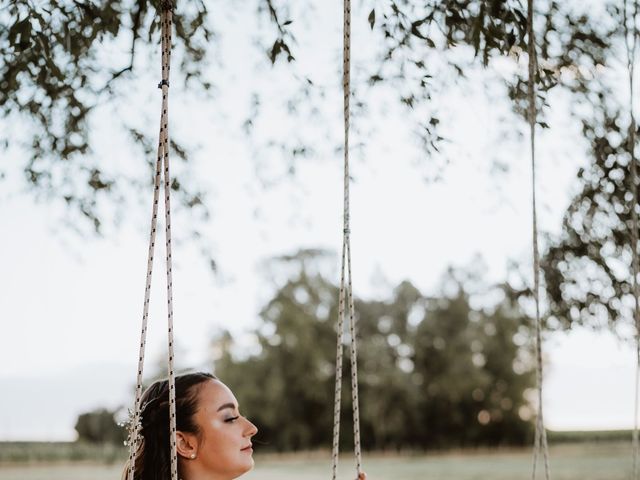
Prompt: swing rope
<box><xmin>527</xmin><ymin>1</ymin><xmax>550</xmax><ymax>479</ymax></box>
<box><xmin>331</xmin><ymin>0</ymin><xmax>363</xmax><ymax>478</ymax></box>
<box><xmin>624</xmin><ymin>1</ymin><xmax>640</xmax><ymax>478</ymax></box>
<box><xmin>127</xmin><ymin>4</ymin><xmax>179</xmax><ymax>480</ymax></box>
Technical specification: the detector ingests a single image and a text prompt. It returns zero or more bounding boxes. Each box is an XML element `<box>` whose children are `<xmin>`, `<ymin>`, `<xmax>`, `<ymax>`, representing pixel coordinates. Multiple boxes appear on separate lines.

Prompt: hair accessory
<box><xmin>123</xmin><ymin>405</ymin><xmax>143</xmax><ymax>450</ymax></box>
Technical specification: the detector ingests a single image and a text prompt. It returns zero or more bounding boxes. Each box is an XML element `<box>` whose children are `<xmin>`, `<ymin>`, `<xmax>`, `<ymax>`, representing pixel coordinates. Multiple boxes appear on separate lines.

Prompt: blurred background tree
<box><xmin>74</xmin><ymin>407</ymin><xmax>126</xmax><ymax>445</ymax></box>
<box><xmin>212</xmin><ymin>249</ymin><xmax>534</xmax><ymax>450</ymax></box>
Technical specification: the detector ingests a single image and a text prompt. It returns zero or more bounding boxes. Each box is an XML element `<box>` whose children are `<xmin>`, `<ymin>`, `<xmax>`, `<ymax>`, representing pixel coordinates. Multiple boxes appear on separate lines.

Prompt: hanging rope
<box><xmin>624</xmin><ymin>1</ymin><xmax>640</xmax><ymax>478</ymax></box>
<box><xmin>331</xmin><ymin>0</ymin><xmax>363</xmax><ymax>478</ymax></box>
<box><xmin>526</xmin><ymin>1</ymin><xmax>550</xmax><ymax>479</ymax></box>
<box><xmin>127</xmin><ymin>4</ymin><xmax>178</xmax><ymax>480</ymax></box>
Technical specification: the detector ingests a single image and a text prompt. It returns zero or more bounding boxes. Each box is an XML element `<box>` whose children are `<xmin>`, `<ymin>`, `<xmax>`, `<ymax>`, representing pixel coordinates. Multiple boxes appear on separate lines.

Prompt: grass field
<box><xmin>0</xmin><ymin>442</ymin><xmax>630</xmax><ymax>480</ymax></box>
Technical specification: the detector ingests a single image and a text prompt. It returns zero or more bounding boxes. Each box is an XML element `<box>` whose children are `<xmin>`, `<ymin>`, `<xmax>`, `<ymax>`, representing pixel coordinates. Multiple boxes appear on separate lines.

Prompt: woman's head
<box><xmin>127</xmin><ymin>372</ymin><xmax>258</xmax><ymax>480</ymax></box>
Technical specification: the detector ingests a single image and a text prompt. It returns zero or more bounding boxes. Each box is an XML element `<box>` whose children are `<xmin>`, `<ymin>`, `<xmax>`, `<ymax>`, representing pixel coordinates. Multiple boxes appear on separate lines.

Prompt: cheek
<box><xmin>200</xmin><ymin>422</ymin><xmax>227</xmax><ymax>452</ymax></box>
<box><xmin>200</xmin><ymin>422</ymin><xmax>237</xmax><ymax>458</ymax></box>
<box><xmin>199</xmin><ymin>424</ymin><xmax>252</xmax><ymax>471</ymax></box>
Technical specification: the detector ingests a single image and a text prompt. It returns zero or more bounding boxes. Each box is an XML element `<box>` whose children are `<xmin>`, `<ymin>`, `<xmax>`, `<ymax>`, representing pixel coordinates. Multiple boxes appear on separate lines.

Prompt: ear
<box><xmin>176</xmin><ymin>431</ymin><xmax>198</xmax><ymax>459</ymax></box>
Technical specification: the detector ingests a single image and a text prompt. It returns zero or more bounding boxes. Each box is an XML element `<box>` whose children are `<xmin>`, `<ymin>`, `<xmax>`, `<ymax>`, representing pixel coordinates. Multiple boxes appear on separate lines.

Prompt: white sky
<box><xmin>0</xmin><ymin>0</ymin><xmax>637</xmax><ymax>440</ymax></box>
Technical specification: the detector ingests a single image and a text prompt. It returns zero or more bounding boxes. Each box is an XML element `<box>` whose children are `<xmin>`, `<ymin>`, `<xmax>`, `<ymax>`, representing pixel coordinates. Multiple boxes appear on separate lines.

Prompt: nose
<box><xmin>244</xmin><ymin>417</ymin><xmax>258</xmax><ymax>437</ymax></box>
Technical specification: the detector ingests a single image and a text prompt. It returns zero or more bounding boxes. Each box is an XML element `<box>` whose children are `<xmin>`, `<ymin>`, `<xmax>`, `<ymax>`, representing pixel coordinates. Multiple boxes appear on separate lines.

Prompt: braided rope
<box><xmin>527</xmin><ymin>2</ymin><xmax>550</xmax><ymax>480</ymax></box>
<box><xmin>624</xmin><ymin>1</ymin><xmax>640</xmax><ymax>478</ymax></box>
<box><xmin>159</xmin><ymin>9</ymin><xmax>178</xmax><ymax>480</ymax></box>
<box><xmin>346</xmin><ymin>241</ymin><xmax>362</xmax><ymax>475</ymax></box>
<box><xmin>331</xmin><ymin>238</ymin><xmax>346</xmax><ymax>480</ymax></box>
<box><xmin>127</xmin><ymin>6</ymin><xmax>178</xmax><ymax>480</ymax></box>
<box><xmin>331</xmin><ymin>0</ymin><xmax>362</xmax><ymax>478</ymax></box>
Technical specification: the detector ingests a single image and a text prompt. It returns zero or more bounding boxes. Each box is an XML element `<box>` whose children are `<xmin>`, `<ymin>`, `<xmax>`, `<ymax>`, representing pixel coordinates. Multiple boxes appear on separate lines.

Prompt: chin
<box><xmin>231</xmin><ymin>459</ymin><xmax>254</xmax><ymax>479</ymax></box>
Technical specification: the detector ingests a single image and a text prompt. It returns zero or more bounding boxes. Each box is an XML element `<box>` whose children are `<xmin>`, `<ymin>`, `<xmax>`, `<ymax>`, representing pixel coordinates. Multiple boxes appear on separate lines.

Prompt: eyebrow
<box><xmin>216</xmin><ymin>402</ymin><xmax>238</xmax><ymax>412</ymax></box>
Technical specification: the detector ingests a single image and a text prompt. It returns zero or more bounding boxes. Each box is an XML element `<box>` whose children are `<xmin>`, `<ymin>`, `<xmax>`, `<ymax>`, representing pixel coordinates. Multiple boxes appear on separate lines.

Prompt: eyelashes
<box><xmin>224</xmin><ymin>416</ymin><xmax>240</xmax><ymax>423</ymax></box>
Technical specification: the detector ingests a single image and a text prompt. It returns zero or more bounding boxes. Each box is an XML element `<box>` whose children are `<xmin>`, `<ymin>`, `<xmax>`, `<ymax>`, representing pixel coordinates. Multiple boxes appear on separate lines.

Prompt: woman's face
<box><xmin>190</xmin><ymin>379</ymin><xmax>258</xmax><ymax>479</ymax></box>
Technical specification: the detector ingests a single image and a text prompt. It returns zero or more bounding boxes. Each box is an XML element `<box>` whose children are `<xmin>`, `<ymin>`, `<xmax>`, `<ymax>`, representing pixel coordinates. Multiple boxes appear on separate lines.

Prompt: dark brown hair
<box><xmin>123</xmin><ymin>372</ymin><xmax>216</xmax><ymax>480</ymax></box>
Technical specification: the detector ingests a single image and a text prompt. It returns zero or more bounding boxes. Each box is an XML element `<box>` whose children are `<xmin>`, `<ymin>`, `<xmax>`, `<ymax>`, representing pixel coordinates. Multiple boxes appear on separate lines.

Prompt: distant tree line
<box><xmin>75</xmin><ymin>250</ymin><xmax>536</xmax><ymax>450</ymax></box>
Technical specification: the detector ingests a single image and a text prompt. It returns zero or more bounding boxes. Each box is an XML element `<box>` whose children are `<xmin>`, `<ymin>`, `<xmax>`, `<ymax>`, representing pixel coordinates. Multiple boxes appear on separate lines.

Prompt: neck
<box><xmin>180</xmin><ymin>463</ymin><xmax>232</xmax><ymax>480</ymax></box>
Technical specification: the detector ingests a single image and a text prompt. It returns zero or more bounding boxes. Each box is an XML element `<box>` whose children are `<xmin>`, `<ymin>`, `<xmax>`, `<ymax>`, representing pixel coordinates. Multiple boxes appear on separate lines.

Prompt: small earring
<box><xmin>190</xmin><ymin>453</ymin><xmax>196</xmax><ymax>459</ymax></box>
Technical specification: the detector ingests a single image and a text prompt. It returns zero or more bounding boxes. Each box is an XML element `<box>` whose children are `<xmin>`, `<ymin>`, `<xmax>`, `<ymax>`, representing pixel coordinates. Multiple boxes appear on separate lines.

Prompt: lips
<box><xmin>241</xmin><ymin>444</ymin><xmax>253</xmax><ymax>451</ymax></box>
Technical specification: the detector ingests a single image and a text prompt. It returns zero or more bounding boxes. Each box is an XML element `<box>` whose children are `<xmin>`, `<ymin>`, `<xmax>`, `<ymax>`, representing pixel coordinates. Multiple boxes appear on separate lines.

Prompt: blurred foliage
<box><xmin>0</xmin><ymin>441</ymin><xmax>126</xmax><ymax>463</ymax></box>
<box><xmin>0</xmin><ymin>2</ymin><xmax>621</xmax><ymax>221</ymax></box>
<box><xmin>547</xmin><ymin>429</ymin><xmax>632</xmax><ymax>444</ymax></box>
<box><xmin>213</xmin><ymin>250</ymin><xmax>535</xmax><ymax>450</ymax></box>
<box><xmin>533</xmin><ymin>2</ymin><xmax>640</xmax><ymax>336</ymax></box>
<box><xmin>4</xmin><ymin>1</ymin><xmax>640</xmax><ymax>333</ymax></box>
<box><xmin>74</xmin><ymin>408</ymin><xmax>126</xmax><ymax>445</ymax></box>
<box><xmin>1</xmin><ymin>0</ymin><xmax>214</xmax><ymax>233</ymax></box>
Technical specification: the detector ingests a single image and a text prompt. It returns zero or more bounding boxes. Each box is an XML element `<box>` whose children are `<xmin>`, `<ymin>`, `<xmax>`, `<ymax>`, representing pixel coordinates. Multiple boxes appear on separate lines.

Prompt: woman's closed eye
<box><xmin>224</xmin><ymin>415</ymin><xmax>240</xmax><ymax>423</ymax></box>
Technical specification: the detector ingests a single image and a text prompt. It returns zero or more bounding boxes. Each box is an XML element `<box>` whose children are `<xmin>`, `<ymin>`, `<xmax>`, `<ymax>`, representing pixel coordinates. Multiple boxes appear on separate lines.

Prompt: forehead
<box><xmin>197</xmin><ymin>379</ymin><xmax>238</xmax><ymax>411</ymax></box>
